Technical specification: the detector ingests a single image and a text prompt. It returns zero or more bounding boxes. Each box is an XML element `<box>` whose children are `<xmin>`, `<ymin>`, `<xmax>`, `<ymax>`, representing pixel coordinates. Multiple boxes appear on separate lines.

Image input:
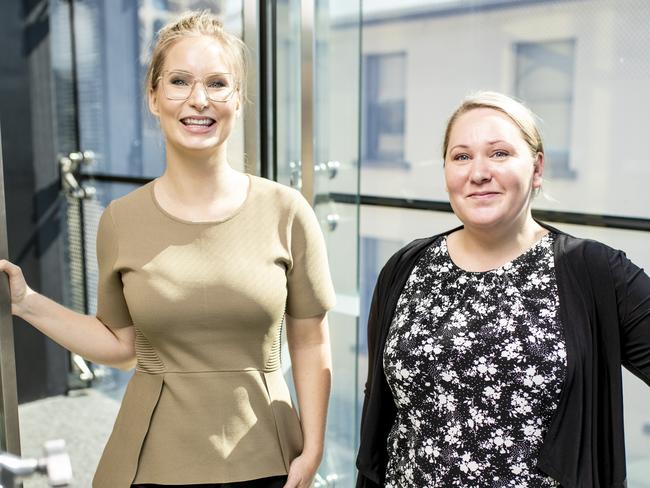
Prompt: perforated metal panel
<box><xmin>64</xmin><ymin>196</ymin><xmax>88</xmax><ymax>314</ymax></box>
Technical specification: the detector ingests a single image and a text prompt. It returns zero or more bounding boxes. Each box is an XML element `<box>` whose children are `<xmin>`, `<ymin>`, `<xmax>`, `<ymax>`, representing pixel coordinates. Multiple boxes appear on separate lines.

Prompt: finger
<box><xmin>282</xmin><ymin>475</ymin><xmax>299</xmax><ymax>488</ymax></box>
<box><xmin>0</xmin><ymin>259</ymin><xmax>14</xmax><ymax>269</ymax></box>
<box><xmin>0</xmin><ymin>261</ymin><xmax>22</xmax><ymax>277</ymax></box>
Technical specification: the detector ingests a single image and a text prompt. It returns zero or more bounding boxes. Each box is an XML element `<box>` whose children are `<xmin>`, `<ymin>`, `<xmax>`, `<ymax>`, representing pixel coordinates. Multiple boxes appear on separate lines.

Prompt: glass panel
<box><xmin>275</xmin><ymin>0</ymin><xmax>302</xmax><ymax>188</ymax></box>
<box><xmin>72</xmin><ymin>0</ymin><xmax>245</xmax><ymax>178</ymax></box>
<box><xmin>275</xmin><ymin>0</ymin><xmax>362</xmax><ymax>483</ymax></box>
<box><xmin>355</xmin><ymin>0</ymin><xmax>650</xmax><ymax>219</ymax></box>
<box><xmin>314</xmin><ymin>0</ymin><xmax>363</xmax><ymax>482</ymax></box>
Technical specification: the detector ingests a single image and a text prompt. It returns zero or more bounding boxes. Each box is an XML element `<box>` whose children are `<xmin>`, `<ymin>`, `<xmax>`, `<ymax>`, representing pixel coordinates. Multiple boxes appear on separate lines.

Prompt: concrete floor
<box><xmin>17</xmin><ymin>369</ymin><xmax>130</xmax><ymax>488</ymax></box>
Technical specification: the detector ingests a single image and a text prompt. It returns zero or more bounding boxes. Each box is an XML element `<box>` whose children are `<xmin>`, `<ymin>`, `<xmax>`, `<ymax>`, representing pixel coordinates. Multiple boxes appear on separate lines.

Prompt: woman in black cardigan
<box><xmin>356</xmin><ymin>91</ymin><xmax>650</xmax><ymax>488</ymax></box>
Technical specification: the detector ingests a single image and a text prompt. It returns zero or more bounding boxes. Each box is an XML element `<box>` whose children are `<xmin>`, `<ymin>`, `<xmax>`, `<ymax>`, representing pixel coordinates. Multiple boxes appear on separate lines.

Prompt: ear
<box><xmin>234</xmin><ymin>90</ymin><xmax>242</xmax><ymax>117</ymax></box>
<box><xmin>442</xmin><ymin>158</ymin><xmax>449</xmax><ymax>193</ymax></box>
<box><xmin>532</xmin><ymin>152</ymin><xmax>544</xmax><ymax>189</ymax></box>
<box><xmin>148</xmin><ymin>87</ymin><xmax>160</xmax><ymax>117</ymax></box>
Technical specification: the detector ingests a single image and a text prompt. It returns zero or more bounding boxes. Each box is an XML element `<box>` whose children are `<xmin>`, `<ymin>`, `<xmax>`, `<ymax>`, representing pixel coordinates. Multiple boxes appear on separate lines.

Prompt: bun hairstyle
<box><xmin>144</xmin><ymin>10</ymin><xmax>249</xmax><ymax>101</ymax></box>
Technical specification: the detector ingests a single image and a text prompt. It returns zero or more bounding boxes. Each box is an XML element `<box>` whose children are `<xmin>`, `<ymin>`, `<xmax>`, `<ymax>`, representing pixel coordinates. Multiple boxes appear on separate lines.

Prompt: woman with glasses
<box><xmin>0</xmin><ymin>10</ymin><xmax>334</xmax><ymax>488</ymax></box>
<box><xmin>356</xmin><ymin>91</ymin><xmax>650</xmax><ymax>488</ymax></box>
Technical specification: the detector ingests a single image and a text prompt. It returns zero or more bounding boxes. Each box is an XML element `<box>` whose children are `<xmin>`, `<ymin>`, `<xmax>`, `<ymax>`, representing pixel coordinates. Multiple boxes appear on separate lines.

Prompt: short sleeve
<box><xmin>95</xmin><ymin>204</ymin><xmax>133</xmax><ymax>329</ymax></box>
<box><xmin>285</xmin><ymin>194</ymin><xmax>336</xmax><ymax>318</ymax></box>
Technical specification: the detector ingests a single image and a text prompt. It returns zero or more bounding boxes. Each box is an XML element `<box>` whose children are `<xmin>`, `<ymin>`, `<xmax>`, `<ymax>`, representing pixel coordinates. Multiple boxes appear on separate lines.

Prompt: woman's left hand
<box><xmin>282</xmin><ymin>452</ymin><xmax>321</xmax><ymax>488</ymax></box>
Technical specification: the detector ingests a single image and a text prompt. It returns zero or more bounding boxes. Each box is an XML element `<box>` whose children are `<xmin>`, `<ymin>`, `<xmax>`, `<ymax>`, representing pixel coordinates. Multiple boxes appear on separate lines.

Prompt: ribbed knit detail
<box><xmin>135</xmin><ymin>328</ymin><xmax>166</xmax><ymax>374</ymax></box>
<box><xmin>264</xmin><ymin>316</ymin><xmax>283</xmax><ymax>372</ymax></box>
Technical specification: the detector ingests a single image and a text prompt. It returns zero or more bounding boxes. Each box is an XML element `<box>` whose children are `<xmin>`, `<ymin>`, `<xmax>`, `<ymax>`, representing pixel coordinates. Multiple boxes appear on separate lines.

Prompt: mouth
<box><xmin>180</xmin><ymin>116</ymin><xmax>216</xmax><ymax>127</ymax></box>
<box><xmin>467</xmin><ymin>191</ymin><xmax>500</xmax><ymax>199</ymax></box>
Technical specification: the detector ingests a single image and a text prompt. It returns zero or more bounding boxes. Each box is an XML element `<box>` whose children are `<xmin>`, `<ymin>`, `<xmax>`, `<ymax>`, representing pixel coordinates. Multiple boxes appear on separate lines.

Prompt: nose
<box><xmin>469</xmin><ymin>155</ymin><xmax>492</xmax><ymax>184</ymax></box>
<box><xmin>188</xmin><ymin>81</ymin><xmax>209</xmax><ymax>110</ymax></box>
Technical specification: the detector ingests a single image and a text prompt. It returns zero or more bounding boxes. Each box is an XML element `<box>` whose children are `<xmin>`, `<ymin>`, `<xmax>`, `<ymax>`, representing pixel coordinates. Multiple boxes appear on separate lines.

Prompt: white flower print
<box><xmin>383</xmin><ymin>234</ymin><xmax>565</xmax><ymax>487</ymax></box>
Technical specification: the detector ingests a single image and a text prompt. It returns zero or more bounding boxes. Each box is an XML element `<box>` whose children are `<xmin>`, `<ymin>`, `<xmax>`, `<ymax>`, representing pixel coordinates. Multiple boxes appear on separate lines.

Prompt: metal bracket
<box><xmin>314</xmin><ymin>160</ymin><xmax>340</xmax><ymax>180</ymax></box>
<box><xmin>58</xmin><ymin>151</ymin><xmax>96</xmax><ymax>199</ymax></box>
<box><xmin>289</xmin><ymin>161</ymin><xmax>302</xmax><ymax>190</ymax></box>
<box><xmin>0</xmin><ymin>439</ymin><xmax>72</xmax><ymax>487</ymax></box>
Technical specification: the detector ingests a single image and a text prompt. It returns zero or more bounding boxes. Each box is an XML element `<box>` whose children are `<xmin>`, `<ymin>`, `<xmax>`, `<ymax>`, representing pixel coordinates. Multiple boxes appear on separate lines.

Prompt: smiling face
<box><xmin>444</xmin><ymin>108</ymin><xmax>544</xmax><ymax>233</ymax></box>
<box><xmin>148</xmin><ymin>35</ymin><xmax>240</xmax><ymax>156</ymax></box>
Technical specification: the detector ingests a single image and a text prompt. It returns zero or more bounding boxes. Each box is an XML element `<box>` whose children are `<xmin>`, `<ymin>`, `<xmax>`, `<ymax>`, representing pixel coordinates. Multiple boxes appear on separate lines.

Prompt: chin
<box><xmin>460</xmin><ymin>214</ymin><xmax>508</xmax><ymax>229</ymax></box>
<box><xmin>176</xmin><ymin>136</ymin><xmax>223</xmax><ymax>152</ymax></box>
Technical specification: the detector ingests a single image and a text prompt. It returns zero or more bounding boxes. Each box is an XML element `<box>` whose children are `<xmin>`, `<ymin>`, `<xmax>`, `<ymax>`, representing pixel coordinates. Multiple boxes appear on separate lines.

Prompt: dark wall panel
<box><xmin>0</xmin><ymin>0</ymin><xmax>69</xmax><ymax>403</ymax></box>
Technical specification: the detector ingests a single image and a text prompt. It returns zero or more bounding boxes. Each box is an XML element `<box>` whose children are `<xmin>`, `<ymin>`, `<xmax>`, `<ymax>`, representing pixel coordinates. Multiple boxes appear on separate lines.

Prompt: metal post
<box><xmin>243</xmin><ymin>0</ymin><xmax>260</xmax><ymax>176</ymax></box>
<box><xmin>300</xmin><ymin>0</ymin><xmax>315</xmax><ymax>203</ymax></box>
<box><xmin>0</xmin><ymin>123</ymin><xmax>21</xmax><ymax>455</ymax></box>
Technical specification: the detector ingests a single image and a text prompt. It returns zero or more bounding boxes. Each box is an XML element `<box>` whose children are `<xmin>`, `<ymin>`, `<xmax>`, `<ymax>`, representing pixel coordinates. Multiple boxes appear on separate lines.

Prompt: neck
<box><xmin>465</xmin><ymin>215</ymin><xmax>542</xmax><ymax>250</ymax></box>
<box><xmin>450</xmin><ymin>213</ymin><xmax>547</xmax><ymax>271</ymax></box>
<box><xmin>160</xmin><ymin>143</ymin><xmax>236</xmax><ymax>201</ymax></box>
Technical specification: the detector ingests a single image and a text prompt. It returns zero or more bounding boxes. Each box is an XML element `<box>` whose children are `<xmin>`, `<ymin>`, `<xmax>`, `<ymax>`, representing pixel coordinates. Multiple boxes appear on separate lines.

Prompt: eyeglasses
<box><xmin>158</xmin><ymin>70</ymin><xmax>238</xmax><ymax>102</ymax></box>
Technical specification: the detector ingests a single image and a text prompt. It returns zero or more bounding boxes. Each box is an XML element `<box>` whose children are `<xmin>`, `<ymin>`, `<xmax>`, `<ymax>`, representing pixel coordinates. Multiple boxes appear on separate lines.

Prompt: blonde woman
<box><xmin>356</xmin><ymin>92</ymin><xmax>650</xmax><ymax>488</ymax></box>
<box><xmin>1</xmin><ymin>11</ymin><xmax>334</xmax><ymax>488</ymax></box>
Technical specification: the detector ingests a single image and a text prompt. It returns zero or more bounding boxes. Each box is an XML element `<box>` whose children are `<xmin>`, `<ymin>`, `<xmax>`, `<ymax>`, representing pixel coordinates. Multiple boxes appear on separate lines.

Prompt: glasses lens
<box><xmin>161</xmin><ymin>71</ymin><xmax>236</xmax><ymax>102</ymax></box>
<box><xmin>204</xmin><ymin>73</ymin><xmax>235</xmax><ymax>102</ymax></box>
<box><xmin>162</xmin><ymin>71</ymin><xmax>193</xmax><ymax>100</ymax></box>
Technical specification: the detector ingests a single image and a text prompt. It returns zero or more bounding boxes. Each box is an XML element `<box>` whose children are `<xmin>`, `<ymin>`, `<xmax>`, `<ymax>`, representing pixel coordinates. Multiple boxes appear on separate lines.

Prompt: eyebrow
<box><xmin>449</xmin><ymin>140</ymin><xmax>512</xmax><ymax>151</ymax></box>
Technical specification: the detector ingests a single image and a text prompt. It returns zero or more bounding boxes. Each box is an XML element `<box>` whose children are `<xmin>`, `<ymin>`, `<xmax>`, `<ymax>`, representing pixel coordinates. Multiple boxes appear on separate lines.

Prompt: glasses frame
<box><xmin>157</xmin><ymin>70</ymin><xmax>239</xmax><ymax>103</ymax></box>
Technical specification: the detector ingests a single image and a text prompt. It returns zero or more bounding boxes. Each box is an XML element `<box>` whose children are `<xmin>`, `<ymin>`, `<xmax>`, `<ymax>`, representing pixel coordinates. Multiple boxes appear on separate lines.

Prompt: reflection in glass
<box><xmin>362</xmin><ymin>53</ymin><xmax>407</xmax><ymax>167</ymax></box>
<box><xmin>356</xmin><ymin>0</ymin><xmax>650</xmax><ymax>219</ymax></box>
<box><xmin>515</xmin><ymin>40</ymin><xmax>576</xmax><ymax>179</ymax></box>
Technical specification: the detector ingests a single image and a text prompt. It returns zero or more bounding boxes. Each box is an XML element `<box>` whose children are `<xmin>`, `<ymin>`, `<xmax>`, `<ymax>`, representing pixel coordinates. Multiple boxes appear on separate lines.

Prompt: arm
<box><xmin>284</xmin><ymin>312</ymin><xmax>332</xmax><ymax>488</ymax></box>
<box><xmin>611</xmin><ymin>250</ymin><xmax>650</xmax><ymax>384</ymax></box>
<box><xmin>0</xmin><ymin>260</ymin><xmax>136</xmax><ymax>370</ymax></box>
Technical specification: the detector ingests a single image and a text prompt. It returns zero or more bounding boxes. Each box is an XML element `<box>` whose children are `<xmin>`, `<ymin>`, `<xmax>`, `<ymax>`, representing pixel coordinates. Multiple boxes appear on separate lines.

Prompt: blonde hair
<box><xmin>144</xmin><ymin>10</ymin><xmax>248</xmax><ymax>101</ymax></box>
<box><xmin>442</xmin><ymin>91</ymin><xmax>543</xmax><ymax>160</ymax></box>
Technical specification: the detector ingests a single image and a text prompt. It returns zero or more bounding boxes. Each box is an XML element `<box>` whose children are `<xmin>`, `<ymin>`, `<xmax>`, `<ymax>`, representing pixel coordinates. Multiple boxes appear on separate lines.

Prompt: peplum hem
<box><xmin>262</xmin><ymin>369</ymin><xmax>304</xmax><ymax>471</ymax></box>
<box><xmin>92</xmin><ymin>371</ymin><xmax>163</xmax><ymax>488</ymax></box>
<box><xmin>94</xmin><ymin>369</ymin><xmax>303</xmax><ymax>487</ymax></box>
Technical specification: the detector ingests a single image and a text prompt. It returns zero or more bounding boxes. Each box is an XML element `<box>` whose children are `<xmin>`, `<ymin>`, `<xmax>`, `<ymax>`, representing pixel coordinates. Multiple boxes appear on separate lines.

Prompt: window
<box><xmin>359</xmin><ymin>236</ymin><xmax>403</xmax><ymax>355</ymax></box>
<box><xmin>363</xmin><ymin>52</ymin><xmax>407</xmax><ymax>167</ymax></box>
<box><xmin>515</xmin><ymin>40</ymin><xmax>576</xmax><ymax>179</ymax></box>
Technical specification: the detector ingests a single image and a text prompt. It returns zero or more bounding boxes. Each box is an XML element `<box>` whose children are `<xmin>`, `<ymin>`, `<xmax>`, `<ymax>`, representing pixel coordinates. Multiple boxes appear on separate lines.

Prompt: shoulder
<box><xmin>103</xmin><ymin>183</ymin><xmax>153</xmax><ymax>221</ymax></box>
<box><xmin>249</xmin><ymin>175</ymin><xmax>305</xmax><ymax>211</ymax></box>
<box><xmin>378</xmin><ymin>229</ymin><xmax>454</xmax><ymax>283</ymax></box>
<box><xmin>550</xmin><ymin>228</ymin><xmax>622</xmax><ymax>262</ymax></box>
<box><xmin>549</xmin><ymin>227</ymin><xmax>631</xmax><ymax>287</ymax></box>
<box><xmin>95</xmin><ymin>183</ymin><xmax>157</xmax><ymax>241</ymax></box>
<box><xmin>391</xmin><ymin>227</ymin><xmax>457</xmax><ymax>264</ymax></box>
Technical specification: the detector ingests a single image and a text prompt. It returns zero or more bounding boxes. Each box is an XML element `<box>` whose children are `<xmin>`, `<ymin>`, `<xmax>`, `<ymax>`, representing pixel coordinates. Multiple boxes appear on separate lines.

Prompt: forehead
<box><xmin>163</xmin><ymin>35</ymin><xmax>233</xmax><ymax>74</ymax></box>
<box><xmin>449</xmin><ymin>108</ymin><xmax>524</xmax><ymax>144</ymax></box>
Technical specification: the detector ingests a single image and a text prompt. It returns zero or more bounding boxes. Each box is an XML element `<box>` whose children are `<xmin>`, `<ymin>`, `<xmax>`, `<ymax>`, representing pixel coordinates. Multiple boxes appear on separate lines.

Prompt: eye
<box><xmin>492</xmin><ymin>150</ymin><xmax>509</xmax><ymax>159</ymax></box>
<box><xmin>206</xmin><ymin>75</ymin><xmax>230</xmax><ymax>89</ymax></box>
<box><xmin>169</xmin><ymin>76</ymin><xmax>190</xmax><ymax>86</ymax></box>
<box><xmin>452</xmin><ymin>153</ymin><xmax>471</xmax><ymax>162</ymax></box>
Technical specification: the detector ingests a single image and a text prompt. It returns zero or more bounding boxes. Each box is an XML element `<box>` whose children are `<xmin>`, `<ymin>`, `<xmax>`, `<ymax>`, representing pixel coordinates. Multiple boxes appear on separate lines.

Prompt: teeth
<box><xmin>183</xmin><ymin>118</ymin><xmax>213</xmax><ymax>126</ymax></box>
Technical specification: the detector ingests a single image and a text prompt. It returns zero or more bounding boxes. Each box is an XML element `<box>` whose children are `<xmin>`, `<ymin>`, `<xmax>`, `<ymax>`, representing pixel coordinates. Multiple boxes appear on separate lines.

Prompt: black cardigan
<box><xmin>356</xmin><ymin>226</ymin><xmax>650</xmax><ymax>488</ymax></box>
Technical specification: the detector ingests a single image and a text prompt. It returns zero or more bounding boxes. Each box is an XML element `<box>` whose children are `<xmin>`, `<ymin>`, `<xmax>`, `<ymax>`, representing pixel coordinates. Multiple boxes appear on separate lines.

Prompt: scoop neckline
<box><xmin>149</xmin><ymin>173</ymin><xmax>253</xmax><ymax>225</ymax></box>
<box><xmin>442</xmin><ymin>231</ymin><xmax>553</xmax><ymax>275</ymax></box>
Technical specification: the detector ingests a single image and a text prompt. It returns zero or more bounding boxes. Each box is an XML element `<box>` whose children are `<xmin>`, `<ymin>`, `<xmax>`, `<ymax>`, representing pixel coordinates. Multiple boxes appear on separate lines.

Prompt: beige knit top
<box><xmin>91</xmin><ymin>175</ymin><xmax>335</xmax><ymax>487</ymax></box>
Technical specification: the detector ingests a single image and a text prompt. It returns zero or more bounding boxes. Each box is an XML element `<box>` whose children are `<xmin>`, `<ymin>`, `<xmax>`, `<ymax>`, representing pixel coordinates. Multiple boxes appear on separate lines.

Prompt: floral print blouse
<box><xmin>383</xmin><ymin>233</ymin><xmax>566</xmax><ymax>487</ymax></box>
